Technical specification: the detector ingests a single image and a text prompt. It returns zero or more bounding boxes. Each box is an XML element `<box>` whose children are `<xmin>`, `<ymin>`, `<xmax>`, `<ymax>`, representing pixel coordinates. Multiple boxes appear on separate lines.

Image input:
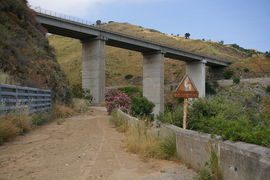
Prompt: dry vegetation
<box><xmin>110</xmin><ymin>110</ymin><xmax>176</xmax><ymax>160</ymax></box>
<box><xmin>100</xmin><ymin>22</ymin><xmax>247</xmax><ymax>62</ymax></box>
<box><xmin>0</xmin><ymin>0</ymin><xmax>72</xmax><ymax>103</ymax></box>
<box><xmin>0</xmin><ymin>111</ymin><xmax>32</xmax><ymax>144</ymax></box>
<box><xmin>48</xmin><ymin>22</ymin><xmax>269</xmax><ymax>91</ymax></box>
<box><xmin>0</xmin><ymin>98</ymin><xmax>90</xmax><ymax>145</ymax></box>
<box><xmin>229</xmin><ymin>54</ymin><xmax>270</xmax><ymax>78</ymax></box>
<box><xmin>48</xmin><ymin>35</ymin><xmax>184</xmax><ymax>88</ymax></box>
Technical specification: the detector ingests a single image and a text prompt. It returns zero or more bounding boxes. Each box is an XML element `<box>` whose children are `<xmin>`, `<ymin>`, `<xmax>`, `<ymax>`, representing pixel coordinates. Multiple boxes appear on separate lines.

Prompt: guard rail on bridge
<box><xmin>0</xmin><ymin>84</ymin><xmax>51</xmax><ymax>113</ymax></box>
<box><xmin>33</xmin><ymin>7</ymin><xmax>95</xmax><ymax>26</ymax></box>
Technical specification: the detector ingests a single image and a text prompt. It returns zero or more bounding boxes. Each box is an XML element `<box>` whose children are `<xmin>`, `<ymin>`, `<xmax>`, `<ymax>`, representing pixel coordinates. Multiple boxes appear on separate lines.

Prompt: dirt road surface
<box><xmin>0</xmin><ymin>109</ymin><xmax>196</xmax><ymax>180</ymax></box>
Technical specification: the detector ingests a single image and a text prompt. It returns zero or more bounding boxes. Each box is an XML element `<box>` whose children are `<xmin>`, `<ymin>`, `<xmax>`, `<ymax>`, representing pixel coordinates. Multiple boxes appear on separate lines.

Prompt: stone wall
<box><xmin>116</xmin><ymin>109</ymin><xmax>270</xmax><ymax>180</ymax></box>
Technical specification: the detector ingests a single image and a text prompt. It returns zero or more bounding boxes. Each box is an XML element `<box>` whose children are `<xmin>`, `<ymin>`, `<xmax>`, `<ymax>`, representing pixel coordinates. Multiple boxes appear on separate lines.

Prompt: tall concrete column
<box><xmin>186</xmin><ymin>61</ymin><xmax>206</xmax><ymax>97</ymax></box>
<box><xmin>81</xmin><ymin>38</ymin><xmax>106</xmax><ymax>104</ymax></box>
<box><xmin>143</xmin><ymin>51</ymin><xmax>164</xmax><ymax>115</ymax></box>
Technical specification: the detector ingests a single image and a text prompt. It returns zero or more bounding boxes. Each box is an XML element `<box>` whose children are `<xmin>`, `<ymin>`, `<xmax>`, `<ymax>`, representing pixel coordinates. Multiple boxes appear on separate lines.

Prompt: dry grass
<box><xmin>0</xmin><ymin>71</ymin><xmax>20</xmax><ymax>85</ymax></box>
<box><xmin>72</xmin><ymin>98</ymin><xmax>89</xmax><ymax>113</ymax></box>
<box><xmin>110</xmin><ymin>110</ymin><xmax>176</xmax><ymax>160</ymax></box>
<box><xmin>0</xmin><ymin>102</ymin><xmax>87</xmax><ymax>145</ymax></box>
<box><xmin>0</xmin><ymin>113</ymin><xmax>32</xmax><ymax>144</ymax></box>
<box><xmin>52</xmin><ymin>103</ymin><xmax>75</xmax><ymax>119</ymax></box>
<box><xmin>0</xmin><ymin>118</ymin><xmax>19</xmax><ymax>143</ymax></box>
<box><xmin>229</xmin><ymin>54</ymin><xmax>270</xmax><ymax>78</ymax></box>
<box><xmin>125</xmin><ymin>122</ymin><xmax>162</xmax><ymax>159</ymax></box>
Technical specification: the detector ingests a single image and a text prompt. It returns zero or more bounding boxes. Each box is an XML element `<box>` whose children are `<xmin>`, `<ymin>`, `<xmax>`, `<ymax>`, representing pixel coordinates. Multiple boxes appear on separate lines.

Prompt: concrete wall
<box><xmin>115</xmin><ymin>109</ymin><xmax>270</xmax><ymax>180</ymax></box>
<box><xmin>161</xmin><ymin>124</ymin><xmax>270</xmax><ymax>180</ymax></box>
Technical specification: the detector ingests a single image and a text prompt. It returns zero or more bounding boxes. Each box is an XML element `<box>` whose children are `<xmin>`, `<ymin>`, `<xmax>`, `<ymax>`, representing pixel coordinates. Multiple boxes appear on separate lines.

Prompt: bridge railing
<box><xmin>33</xmin><ymin>7</ymin><xmax>95</xmax><ymax>26</ymax></box>
<box><xmin>0</xmin><ymin>84</ymin><xmax>52</xmax><ymax>114</ymax></box>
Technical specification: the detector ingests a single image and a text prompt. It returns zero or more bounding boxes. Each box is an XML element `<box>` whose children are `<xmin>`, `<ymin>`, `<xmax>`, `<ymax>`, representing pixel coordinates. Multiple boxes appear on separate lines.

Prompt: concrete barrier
<box><xmin>160</xmin><ymin>124</ymin><xmax>270</xmax><ymax>180</ymax></box>
<box><xmin>115</xmin><ymin>109</ymin><xmax>270</xmax><ymax>180</ymax></box>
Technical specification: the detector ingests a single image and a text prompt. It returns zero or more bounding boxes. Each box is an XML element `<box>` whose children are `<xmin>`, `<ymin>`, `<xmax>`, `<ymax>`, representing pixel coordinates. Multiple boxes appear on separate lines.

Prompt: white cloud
<box><xmin>28</xmin><ymin>0</ymin><xmax>162</xmax><ymax>20</ymax></box>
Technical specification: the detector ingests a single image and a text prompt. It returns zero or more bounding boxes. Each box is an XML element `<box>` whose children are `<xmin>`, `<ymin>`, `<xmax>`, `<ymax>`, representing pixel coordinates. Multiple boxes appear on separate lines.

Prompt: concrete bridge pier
<box><xmin>81</xmin><ymin>38</ymin><xmax>106</xmax><ymax>104</ymax></box>
<box><xmin>143</xmin><ymin>51</ymin><xmax>165</xmax><ymax>115</ymax></box>
<box><xmin>186</xmin><ymin>60</ymin><xmax>206</xmax><ymax>97</ymax></box>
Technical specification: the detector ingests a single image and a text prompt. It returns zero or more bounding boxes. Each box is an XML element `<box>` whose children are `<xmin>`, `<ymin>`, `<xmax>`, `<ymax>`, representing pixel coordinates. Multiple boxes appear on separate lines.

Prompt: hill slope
<box><xmin>0</xmin><ymin>0</ymin><xmax>71</xmax><ymax>103</ymax></box>
<box><xmin>48</xmin><ymin>22</ymin><xmax>270</xmax><ymax>93</ymax></box>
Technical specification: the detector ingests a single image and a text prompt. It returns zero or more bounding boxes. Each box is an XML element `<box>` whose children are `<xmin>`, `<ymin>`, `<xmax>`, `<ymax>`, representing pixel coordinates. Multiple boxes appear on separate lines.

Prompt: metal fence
<box><xmin>0</xmin><ymin>84</ymin><xmax>51</xmax><ymax>113</ymax></box>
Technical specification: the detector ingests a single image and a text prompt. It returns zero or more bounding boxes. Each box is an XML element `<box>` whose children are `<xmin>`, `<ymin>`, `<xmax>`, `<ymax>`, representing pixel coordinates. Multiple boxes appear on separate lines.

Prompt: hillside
<box><xmin>0</xmin><ymin>0</ymin><xmax>71</xmax><ymax>103</ymax></box>
<box><xmin>48</xmin><ymin>35</ymin><xmax>185</xmax><ymax>88</ymax></box>
<box><xmin>48</xmin><ymin>22</ymin><xmax>269</xmax><ymax>93</ymax></box>
<box><xmin>100</xmin><ymin>22</ymin><xmax>248</xmax><ymax>63</ymax></box>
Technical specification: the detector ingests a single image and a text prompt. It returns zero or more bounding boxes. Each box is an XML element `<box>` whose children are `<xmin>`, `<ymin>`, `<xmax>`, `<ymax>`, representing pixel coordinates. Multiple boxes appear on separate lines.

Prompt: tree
<box><xmin>219</xmin><ymin>40</ymin><xmax>224</xmax><ymax>45</ymax></box>
<box><xmin>185</xmin><ymin>33</ymin><xmax>190</xmax><ymax>39</ymax></box>
<box><xmin>96</xmin><ymin>20</ymin><xmax>101</xmax><ymax>25</ymax></box>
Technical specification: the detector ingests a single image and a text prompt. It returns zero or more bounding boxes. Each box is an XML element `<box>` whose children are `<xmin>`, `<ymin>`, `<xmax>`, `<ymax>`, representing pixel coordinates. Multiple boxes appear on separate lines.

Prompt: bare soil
<box><xmin>0</xmin><ymin>109</ymin><xmax>196</xmax><ymax>180</ymax></box>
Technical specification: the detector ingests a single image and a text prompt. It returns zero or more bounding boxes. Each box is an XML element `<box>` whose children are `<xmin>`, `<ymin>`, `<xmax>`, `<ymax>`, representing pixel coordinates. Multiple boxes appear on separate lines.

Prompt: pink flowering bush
<box><xmin>105</xmin><ymin>89</ymin><xmax>131</xmax><ymax>114</ymax></box>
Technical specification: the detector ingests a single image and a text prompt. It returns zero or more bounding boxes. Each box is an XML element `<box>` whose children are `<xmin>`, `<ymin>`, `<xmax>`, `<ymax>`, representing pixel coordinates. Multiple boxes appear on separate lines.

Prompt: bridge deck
<box><xmin>36</xmin><ymin>12</ymin><xmax>230</xmax><ymax>67</ymax></box>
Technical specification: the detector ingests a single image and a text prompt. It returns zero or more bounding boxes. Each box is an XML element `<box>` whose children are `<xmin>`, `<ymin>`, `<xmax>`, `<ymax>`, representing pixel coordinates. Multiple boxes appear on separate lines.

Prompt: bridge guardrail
<box><xmin>33</xmin><ymin>7</ymin><xmax>95</xmax><ymax>26</ymax></box>
<box><xmin>0</xmin><ymin>84</ymin><xmax>52</xmax><ymax>114</ymax></box>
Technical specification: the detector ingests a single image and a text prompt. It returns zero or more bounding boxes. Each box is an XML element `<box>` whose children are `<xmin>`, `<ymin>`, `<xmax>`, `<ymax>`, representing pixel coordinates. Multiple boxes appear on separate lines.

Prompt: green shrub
<box><xmin>266</xmin><ymin>53</ymin><xmax>270</xmax><ymax>58</ymax></box>
<box><xmin>71</xmin><ymin>85</ymin><xmax>93</xmax><ymax>103</ymax></box>
<box><xmin>266</xmin><ymin>86</ymin><xmax>270</xmax><ymax>93</ymax></box>
<box><xmin>243</xmin><ymin>68</ymin><xmax>250</xmax><ymax>73</ymax></box>
<box><xmin>187</xmin><ymin>97</ymin><xmax>270</xmax><ymax>147</ymax></box>
<box><xmin>233</xmin><ymin>77</ymin><xmax>240</xmax><ymax>84</ymax></box>
<box><xmin>206</xmin><ymin>81</ymin><xmax>219</xmax><ymax>95</ymax></box>
<box><xmin>218</xmin><ymin>40</ymin><xmax>224</xmax><ymax>45</ymax></box>
<box><xmin>71</xmin><ymin>84</ymin><xmax>84</xmax><ymax>98</ymax></box>
<box><xmin>193</xmin><ymin>169</ymin><xmax>212</xmax><ymax>180</ymax></box>
<box><xmin>118</xmin><ymin>86</ymin><xmax>142</xmax><ymax>98</ymax></box>
<box><xmin>193</xmin><ymin>146</ymin><xmax>222</xmax><ymax>180</ymax></box>
<box><xmin>148</xmin><ymin>29</ymin><xmax>161</xmax><ymax>33</ymax></box>
<box><xmin>159</xmin><ymin>136</ymin><xmax>176</xmax><ymax>159</ymax></box>
<box><xmin>124</xmin><ymin>74</ymin><xmax>133</xmax><ymax>80</ymax></box>
<box><xmin>131</xmin><ymin>96</ymin><xmax>155</xmax><ymax>121</ymax></box>
<box><xmin>32</xmin><ymin>111</ymin><xmax>53</xmax><ymax>126</ymax></box>
<box><xmin>157</xmin><ymin>105</ymin><xmax>183</xmax><ymax>127</ymax></box>
<box><xmin>223</xmin><ymin>70</ymin><xmax>234</xmax><ymax>79</ymax></box>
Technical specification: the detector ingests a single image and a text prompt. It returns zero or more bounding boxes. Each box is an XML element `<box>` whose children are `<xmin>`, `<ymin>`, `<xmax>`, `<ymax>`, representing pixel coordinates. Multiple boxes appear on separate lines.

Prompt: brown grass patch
<box><xmin>110</xmin><ymin>110</ymin><xmax>176</xmax><ymax>160</ymax></box>
<box><xmin>53</xmin><ymin>103</ymin><xmax>75</xmax><ymax>119</ymax></box>
<box><xmin>0</xmin><ymin>113</ymin><xmax>32</xmax><ymax>144</ymax></box>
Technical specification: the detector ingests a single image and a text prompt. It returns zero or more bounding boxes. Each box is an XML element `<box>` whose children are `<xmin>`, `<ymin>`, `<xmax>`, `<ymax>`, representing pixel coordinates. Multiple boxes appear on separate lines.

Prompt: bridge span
<box><xmin>34</xmin><ymin>8</ymin><xmax>230</xmax><ymax>114</ymax></box>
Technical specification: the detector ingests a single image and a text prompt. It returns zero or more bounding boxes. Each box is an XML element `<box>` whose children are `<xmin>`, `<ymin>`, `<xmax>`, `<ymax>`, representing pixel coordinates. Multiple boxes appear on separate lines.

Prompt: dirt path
<box><xmin>0</xmin><ymin>109</ymin><xmax>196</xmax><ymax>180</ymax></box>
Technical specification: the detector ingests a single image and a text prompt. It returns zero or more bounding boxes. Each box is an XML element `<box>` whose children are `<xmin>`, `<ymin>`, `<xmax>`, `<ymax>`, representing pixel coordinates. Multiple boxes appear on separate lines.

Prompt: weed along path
<box><xmin>0</xmin><ymin>108</ymin><xmax>196</xmax><ymax>180</ymax></box>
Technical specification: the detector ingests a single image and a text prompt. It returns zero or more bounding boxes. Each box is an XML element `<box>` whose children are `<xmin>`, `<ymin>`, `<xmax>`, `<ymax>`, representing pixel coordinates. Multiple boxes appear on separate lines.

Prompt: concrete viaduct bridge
<box><xmin>34</xmin><ymin>8</ymin><xmax>230</xmax><ymax>115</ymax></box>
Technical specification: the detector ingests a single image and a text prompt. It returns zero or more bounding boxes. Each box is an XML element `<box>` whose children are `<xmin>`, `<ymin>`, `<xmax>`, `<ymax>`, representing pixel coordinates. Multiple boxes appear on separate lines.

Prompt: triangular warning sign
<box><xmin>173</xmin><ymin>75</ymin><xmax>199</xmax><ymax>98</ymax></box>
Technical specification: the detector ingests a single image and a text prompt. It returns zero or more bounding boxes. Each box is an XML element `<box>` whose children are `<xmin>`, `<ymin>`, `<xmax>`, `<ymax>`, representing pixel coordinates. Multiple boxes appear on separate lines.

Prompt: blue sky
<box><xmin>29</xmin><ymin>0</ymin><xmax>270</xmax><ymax>52</ymax></box>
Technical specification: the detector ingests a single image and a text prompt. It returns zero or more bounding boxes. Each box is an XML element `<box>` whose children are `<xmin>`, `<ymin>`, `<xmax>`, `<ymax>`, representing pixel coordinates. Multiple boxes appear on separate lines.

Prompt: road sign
<box><xmin>173</xmin><ymin>75</ymin><xmax>199</xmax><ymax>129</ymax></box>
<box><xmin>173</xmin><ymin>75</ymin><xmax>199</xmax><ymax>98</ymax></box>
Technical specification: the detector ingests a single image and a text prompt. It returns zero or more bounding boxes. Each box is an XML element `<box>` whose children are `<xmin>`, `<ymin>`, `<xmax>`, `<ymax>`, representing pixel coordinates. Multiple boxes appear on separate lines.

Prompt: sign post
<box><xmin>183</xmin><ymin>98</ymin><xmax>188</xmax><ymax>129</ymax></box>
<box><xmin>173</xmin><ymin>75</ymin><xmax>199</xmax><ymax>129</ymax></box>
